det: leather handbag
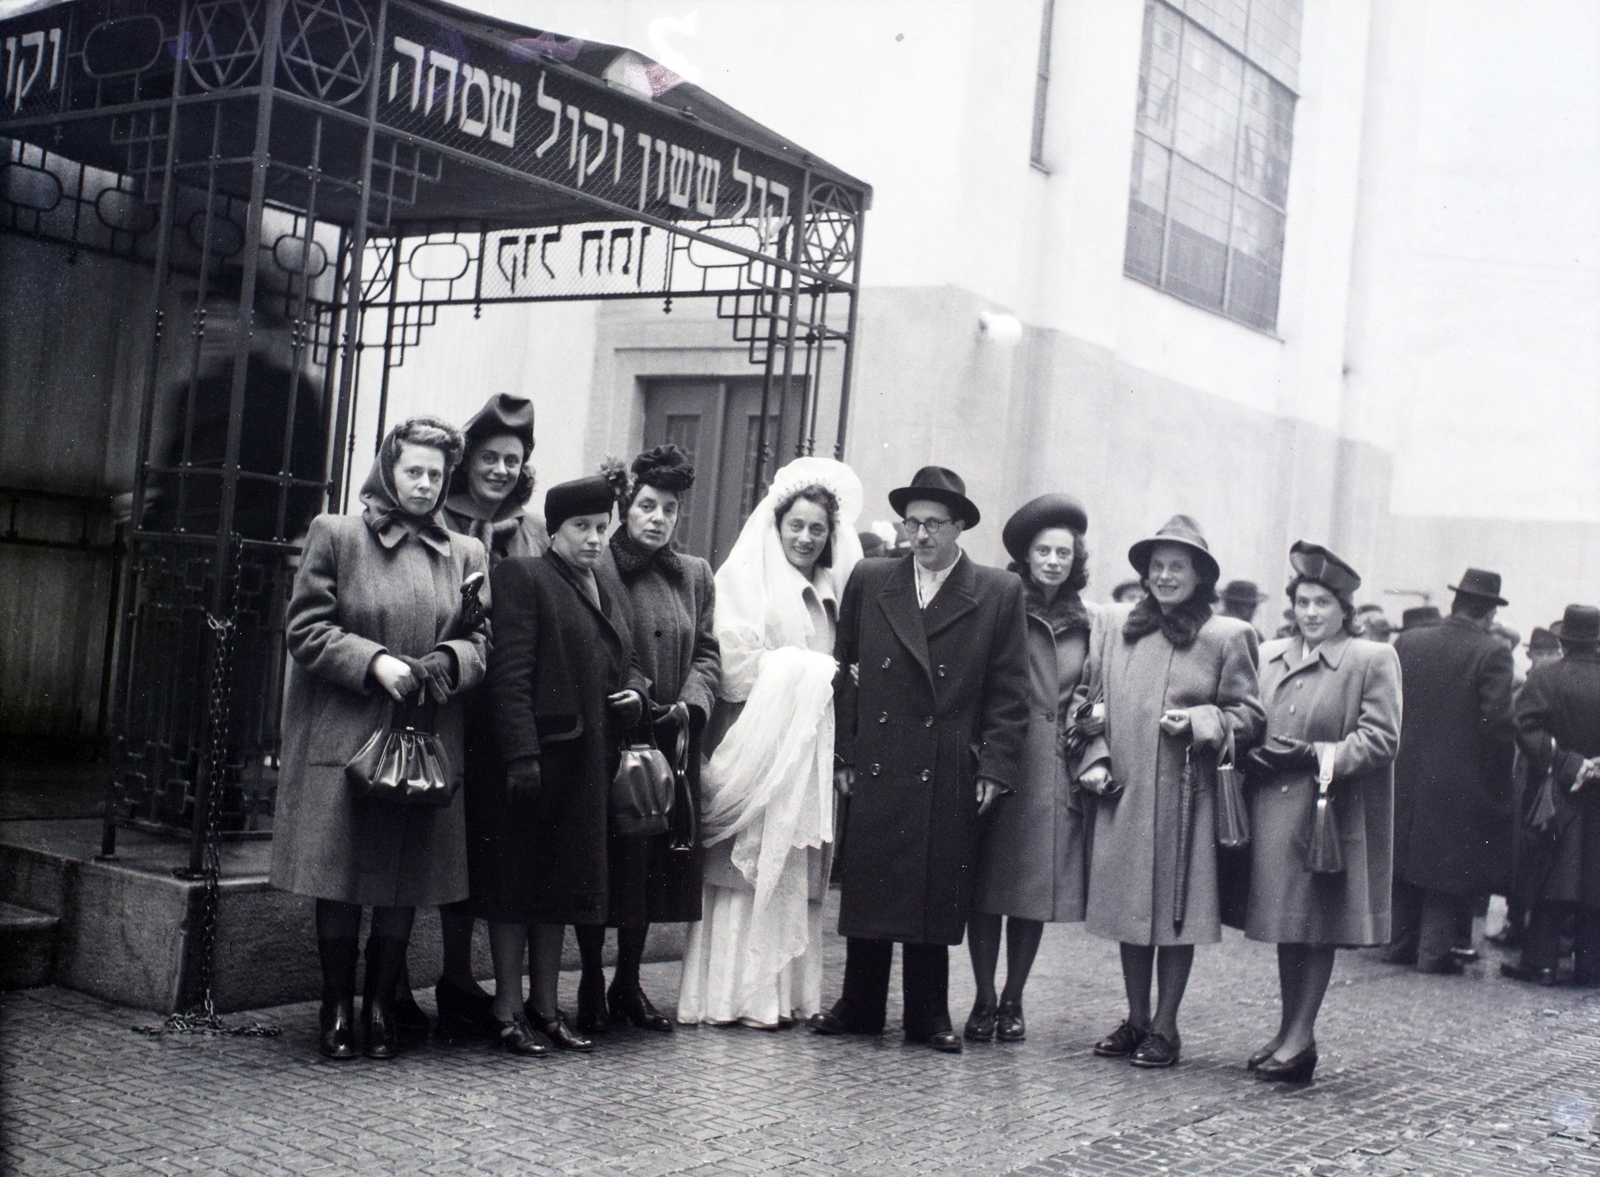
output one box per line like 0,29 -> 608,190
1215,727 -> 1250,849
345,699 -> 456,807
660,715 -> 698,853
1302,742 -> 1344,875
611,723 -> 675,837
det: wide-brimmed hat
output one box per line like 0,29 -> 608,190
1448,567 -> 1507,607
1554,604 -> 1600,644
545,475 -> 617,534
1002,493 -> 1087,564
1288,540 -> 1361,597
888,466 -> 980,529
1401,605 -> 1441,630
1128,514 -> 1219,583
1220,580 -> 1267,607
1528,626 -> 1560,652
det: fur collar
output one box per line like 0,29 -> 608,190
610,527 -> 683,582
1015,568 -> 1091,639
1122,591 -> 1214,650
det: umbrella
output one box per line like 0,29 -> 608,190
1173,745 -> 1197,932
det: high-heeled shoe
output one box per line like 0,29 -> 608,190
1246,1040 -> 1281,1071
435,975 -> 498,1043
964,1002 -> 996,1042
574,973 -> 611,1034
1255,1044 -> 1318,1082
361,936 -> 410,1060
608,981 -> 674,1032
995,1000 -> 1025,1043
525,1004 -> 594,1052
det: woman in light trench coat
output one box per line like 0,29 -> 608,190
1077,515 -> 1264,1069
1244,541 -> 1401,1082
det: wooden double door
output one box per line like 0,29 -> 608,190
642,378 -> 805,569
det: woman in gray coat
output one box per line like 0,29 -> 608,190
967,494 -> 1096,1044
1245,542 -> 1401,1082
575,446 -> 720,1034
271,418 -> 488,1060
1078,515 -> 1264,1069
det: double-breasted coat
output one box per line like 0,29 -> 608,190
1513,649 -> 1600,909
833,553 -> 1030,945
1081,605 -> 1265,946
476,551 -> 649,925
1246,634 -> 1402,946
1392,614 -> 1516,896
972,585 -> 1096,923
603,534 -> 721,924
270,514 -> 489,907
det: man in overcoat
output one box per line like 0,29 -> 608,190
808,467 -> 1029,1053
1503,604 -> 1600,986
1387,569 -> 1516,974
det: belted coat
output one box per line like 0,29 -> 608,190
833,553 -> 1030,945
1392,614 -> 1515,896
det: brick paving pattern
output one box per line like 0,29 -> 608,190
4,899 -> 1598,1175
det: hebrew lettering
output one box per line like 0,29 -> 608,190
459,65 -> 491,137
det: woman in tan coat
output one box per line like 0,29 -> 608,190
1078,515 -> 1264,1069
1244,542 -> 1401,1082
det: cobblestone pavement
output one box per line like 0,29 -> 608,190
4,899 -> 1598,1176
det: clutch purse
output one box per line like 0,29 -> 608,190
346,700 -> 457,807
611,723 -> 676,837
1302,742 -> 1344,875
1215,727 -> 1251,850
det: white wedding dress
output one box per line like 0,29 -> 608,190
676,459 -> 863,1028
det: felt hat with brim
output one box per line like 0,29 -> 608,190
462,393 -> 534,452
1528,626 -> 1560,652
1448,567 -> 1508,607
1220,580 -> 1267,606
1401,605 -> 1441,630
1002,493 -> 1088,564
889,466 -> 981,529
545,475 -> 616,534
1128,514 -> 1219,583
1288,540 -> 1362,597
1554,604 -> 1600,644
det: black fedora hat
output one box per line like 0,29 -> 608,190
888,466 -> 981,529
1401,605 -> 1441,630
1448,568 -> 1507,607
1002,493 -> 1087,564
1288,540 -> 1361,597
1128,514 -> 1219,583
1220,580 -> 1267,606
1555,604 -> 1600,644
1528,626 -> 1560,652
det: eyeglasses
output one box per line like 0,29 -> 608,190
903,517 -> 955,537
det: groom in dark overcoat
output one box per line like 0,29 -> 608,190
809,467 -> 1029,1053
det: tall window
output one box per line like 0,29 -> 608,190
1030,0 -> 1056,168
1124,0 -> 1301,331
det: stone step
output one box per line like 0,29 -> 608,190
0,900 -> 60,990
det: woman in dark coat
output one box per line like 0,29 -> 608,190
1244,542 -> 1401,1082
271,417 -> 487,1060
574,446 -> 721,1033
430,394 -> 550,1041
1078,515 -> 1264,1069
477,474 -> 649,1056
967,495 -> 1097,1044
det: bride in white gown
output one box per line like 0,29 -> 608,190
676,458 -> 863,1028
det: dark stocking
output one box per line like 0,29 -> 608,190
575,924 -> 607,987
967,913 -> 1002,1009
614,925 -> 648,989
999,918 -> 1044,1005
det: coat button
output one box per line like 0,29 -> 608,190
920,769 -> 931,782
924,716 -> 934,727
879,712 -> 888,724
1281,784 -> 1289,793
881,657 -> 892,670
937,664 -> 947,677
871,763 -> 882,776
1289,705 -> 1296,714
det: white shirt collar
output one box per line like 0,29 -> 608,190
914,552 -> 959,609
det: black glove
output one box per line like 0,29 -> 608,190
652,700 -> 691,734
416,649 -> 458,705
1247,735 -> 1319,776
505,756 -> 542,804
608,690 -> 644,728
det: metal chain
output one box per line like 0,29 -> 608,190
136,542 -> 279,1038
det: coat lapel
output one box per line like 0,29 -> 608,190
547,551 -> 627,652
879,557 -> 933,684
923,552 -> 979,640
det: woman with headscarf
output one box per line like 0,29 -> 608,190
1244,542 -> 1401,1082
428,394 -> 549,1042
965,495 -> 1097,1044
475,473 -> 650,1057
676,458 -> 864,1029
571,446 -> 721,1034
271,417 -> 489,1060
1077,515 -> 1264,1069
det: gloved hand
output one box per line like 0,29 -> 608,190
505,756 -> 542,804
652,700 -> 691,736
416,649 -> 457,705
608,689 -> 645,727
1247,735 -> 1319,776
